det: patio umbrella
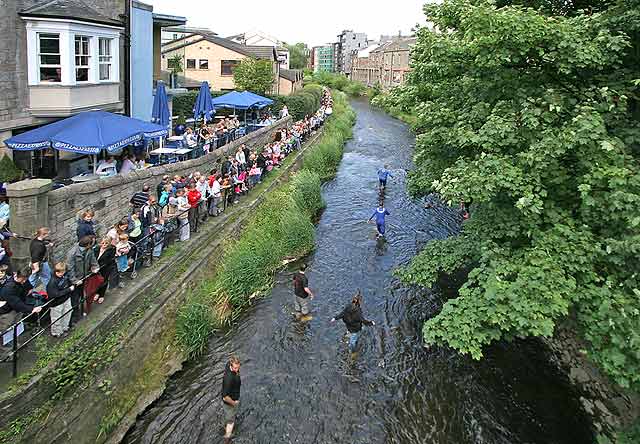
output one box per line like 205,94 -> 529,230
151,81 -> 171,128
4,111 -> 168,172
193,81 -> 215,125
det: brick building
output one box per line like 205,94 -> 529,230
351,36 -> 416,89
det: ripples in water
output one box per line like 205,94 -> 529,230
124,99 -> 594,444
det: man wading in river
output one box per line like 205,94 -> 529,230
222,355 -> 241,443
293,264 -> 314,321
331,290 -> 375,353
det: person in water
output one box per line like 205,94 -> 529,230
222,355 -> 242,444
331,290 -> 375,352
368,203 -> 390,238
377,165 -> 393,190
293,263 -> 314,321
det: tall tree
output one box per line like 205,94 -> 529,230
233,58 -> 275,95
381,0 -> 640,390
286,43 -> 310,70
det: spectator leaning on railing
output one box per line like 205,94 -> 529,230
65,236 -> 99,325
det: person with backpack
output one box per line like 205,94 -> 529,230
46,262 -> 75,337
292,264 -> 314,321
330,290 -> 375,352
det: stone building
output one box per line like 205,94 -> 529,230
161,33 -> 280,94
335,30 -> 368,77
0,0 -> 184,177
351,36 -> 416,90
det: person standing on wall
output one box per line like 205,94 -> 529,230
293,264 -> 314,321
222,355 -> 242,444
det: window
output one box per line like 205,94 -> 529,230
221,60 -> 239,76
198,59 -> 209,70
186,59 -> 196,69
75,35 -> 90,81
173,33 -> 178,40
98,38 -> 112,81
38,33 -> 61,82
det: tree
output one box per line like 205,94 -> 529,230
286,42 -> 310,70
233,58 -> 275,95
386,0 -> 640,391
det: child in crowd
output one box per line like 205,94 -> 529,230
115,233 -> 131,285
249,164 -> 261,187
76,210 -> 96,241
128,212 -> 142,244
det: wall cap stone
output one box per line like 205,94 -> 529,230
6,179 -> 52,198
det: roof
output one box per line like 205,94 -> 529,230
372,37 -> 417,53
279,68 -> 302,82
357,44 -> 380,58
20,0 -> 122,27
152,13 -> 187,28
163,33 -> 277,61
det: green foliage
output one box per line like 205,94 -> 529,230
172,91 -> 226,122
286,42 -> 310,70
309,72 -> 367,97
392,0 -> 640,391
176,91 -> 356,358
167,54 -> 183,74
233,58 -> 275,95
0,155 -> 23,183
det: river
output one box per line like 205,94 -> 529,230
123,99 -> 594,444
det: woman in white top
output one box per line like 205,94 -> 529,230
95,157 -> 118,177
235,146 -> 246,168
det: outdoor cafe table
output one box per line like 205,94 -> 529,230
70,173 -> 101,183
149,147 -> 193,163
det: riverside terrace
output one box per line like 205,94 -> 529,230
0,93 -> 332,386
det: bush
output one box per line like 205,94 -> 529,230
172,91 -> 227,121
0,155 -> 23,183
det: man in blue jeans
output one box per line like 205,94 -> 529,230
331,290 -> 375,352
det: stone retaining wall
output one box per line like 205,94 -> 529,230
7,118 -> 291,264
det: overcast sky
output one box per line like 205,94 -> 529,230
147,0 -> 427,46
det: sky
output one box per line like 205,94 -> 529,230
147,0 -> 427,47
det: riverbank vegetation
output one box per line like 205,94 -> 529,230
176,91 -> 355,358
386,0 -> 640,407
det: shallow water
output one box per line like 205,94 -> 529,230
123,99 -> 594,444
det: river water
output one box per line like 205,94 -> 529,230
124,99 -> 594,444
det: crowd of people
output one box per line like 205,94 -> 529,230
0,89 -> 334,347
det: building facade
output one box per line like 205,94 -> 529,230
278,68 -> 303,96
351,36 -> 416,90
335,30 -> 368,77
0,0 -> 184,177
312,45 -> 335,73
161,26 -> 216,46
161,33 -> 280,94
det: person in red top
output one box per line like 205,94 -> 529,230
186,182 -> 201,233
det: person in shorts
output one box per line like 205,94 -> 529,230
292,264 -> 314,320
222,355 -> 242,444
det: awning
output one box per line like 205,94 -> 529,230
4,111 -> 168,154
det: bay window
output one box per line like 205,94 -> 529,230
38,33 -> 61,82
74,35 -> 90,81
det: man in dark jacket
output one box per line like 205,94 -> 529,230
331,290 -> 375,352
222,355 -> 242,443
0,270 -> 42,337
221,156 -> 234,176
156,175 -> 170,201
66,236 -> 99,325
293,264 -> 313,321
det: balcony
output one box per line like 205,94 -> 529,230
28,83 -> 123,117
